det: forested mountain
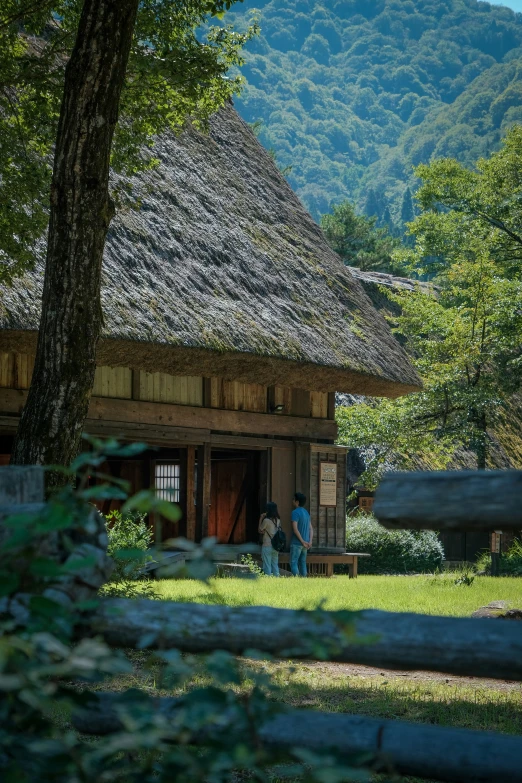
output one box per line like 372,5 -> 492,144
225,0 -> 522,226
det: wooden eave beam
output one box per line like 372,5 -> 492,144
0,389 -> 337,441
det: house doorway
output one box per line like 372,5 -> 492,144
208,449 -> 264,544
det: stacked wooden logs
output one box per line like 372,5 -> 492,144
2,466 -> 522,783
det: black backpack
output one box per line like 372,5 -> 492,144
269,520 -> 286,552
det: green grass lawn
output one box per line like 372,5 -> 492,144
153,573 -> 522,616
106,575 -> 522,783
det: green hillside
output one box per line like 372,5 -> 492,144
226,0 -> 522,225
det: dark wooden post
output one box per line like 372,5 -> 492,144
327,392 -> 336,420
490,530 -> 502,577
291,389 -> 311,417
186,446 -> 196,541
196,443 -> 211,540
295,442 -> 310,508
259,449 -> 269,509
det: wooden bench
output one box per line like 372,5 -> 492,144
278,552 -> 369,578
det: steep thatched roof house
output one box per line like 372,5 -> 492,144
0,104 -> 420,554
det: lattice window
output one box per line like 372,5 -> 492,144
155,462 -> 180,503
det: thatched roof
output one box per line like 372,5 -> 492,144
0,104 -> 420,397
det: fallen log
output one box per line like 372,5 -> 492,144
89,599 -> 522,681
373,470 -> 522,531
73,692 -> 522,783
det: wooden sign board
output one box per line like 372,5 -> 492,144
319,462 -> 337,507
359,496 -> 374,512
491,531 -> 502,554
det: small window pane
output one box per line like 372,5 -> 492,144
155,462 -> 180,503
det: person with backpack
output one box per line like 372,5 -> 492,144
258,501 -> 285,576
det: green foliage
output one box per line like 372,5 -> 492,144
223,0 -> 522,223
412,124 -> 522,279
453,571 -> 475,587
106,510 -> 152,569
240,552 -> 263,574
0,0 -> 257,283
320,200 -> 401,273
337,395 -> 454,489
337,131 -> 522,478
476,538 -> 522,576
102,509 -> 156,598
344,513 -> 444,575
0,439 -> 365,782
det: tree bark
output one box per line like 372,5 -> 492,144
11,0 -> 139,480
88,599 -> 522,681
73,692 -> 522,783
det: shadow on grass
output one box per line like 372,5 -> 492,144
273,675 -> 522,735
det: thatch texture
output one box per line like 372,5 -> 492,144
0,105 -> 420,397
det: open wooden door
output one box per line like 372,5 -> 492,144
208,458 -> 248,543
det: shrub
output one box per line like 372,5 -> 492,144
105,509 -> 153,579
103,509 -> 155,597
476,538 -> 522,576
344,513 -> 444,574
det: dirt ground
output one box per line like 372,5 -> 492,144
302,660 -> 522,692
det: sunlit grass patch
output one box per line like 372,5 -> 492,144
152,574 -> 522,617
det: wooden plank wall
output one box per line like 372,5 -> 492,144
310,391 -> 328,419
310,445 -> 346,551
271,386 -> 329,418
0,353 -> 35,389
93,366 -> 132,399
208,378 -> 266,413
136,372 -> 202,406
0,353 -> 331,419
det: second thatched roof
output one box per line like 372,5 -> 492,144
0,104 -> 420,397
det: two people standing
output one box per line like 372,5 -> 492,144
258,492 -> 313,577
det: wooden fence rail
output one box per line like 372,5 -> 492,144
374,470 -> 522,531
3,465 -> 522,783
73,692 -> 522,783
90,598 -> 522,681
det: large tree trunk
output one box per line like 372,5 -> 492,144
11,0 -> 139,480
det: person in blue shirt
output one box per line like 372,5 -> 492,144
290,492 -> 313,576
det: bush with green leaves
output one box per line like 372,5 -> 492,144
0,437 -> 366,782
344,513 -> 444,575
103,508 -> 156,598
105,508 -> 153,580
476,538 -> 522,576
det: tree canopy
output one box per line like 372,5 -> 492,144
222,0 -> 522,225
0,0 -> 254,283
337,128 -> 522,482
320,200 -> 400,273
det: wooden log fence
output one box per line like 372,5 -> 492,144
90,598 -> 522,681
373,470 -> 522,531
3,465 -> 522,783
73,692 -> 522,783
